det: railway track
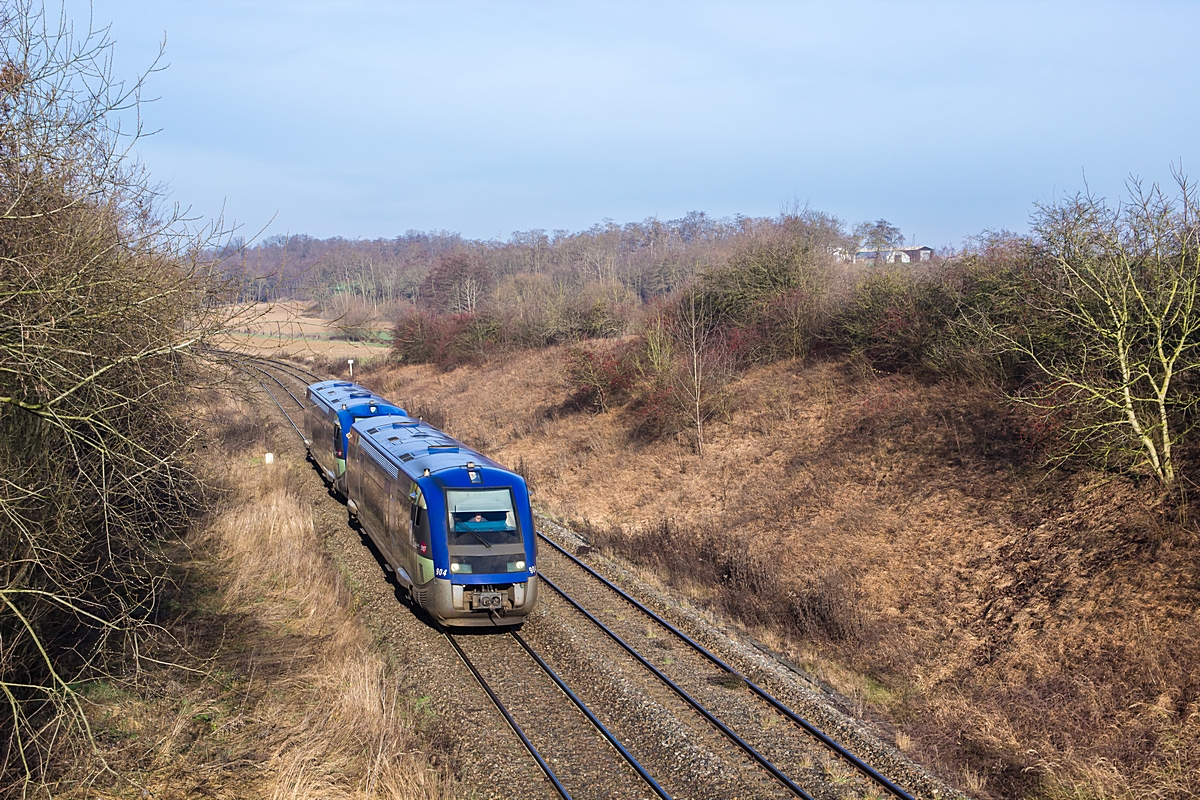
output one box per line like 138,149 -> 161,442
446,629 -> 669,800
234,354 -> 952,800
534,533 -> 920,800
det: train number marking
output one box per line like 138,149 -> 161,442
435,568 -> 448,577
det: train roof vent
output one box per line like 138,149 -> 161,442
428,445 -> 459,453
392,420 -> 419,427
398,453 -> 415,462
387,436 -> 400,442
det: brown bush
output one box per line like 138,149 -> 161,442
585,517 -> 862,646
562,340 -> 638,412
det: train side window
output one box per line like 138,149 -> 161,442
333,423 -> 343,459
361,462 -> 385,533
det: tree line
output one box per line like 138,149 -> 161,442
234,178 -> 1200,491
267,197 -> 1200,495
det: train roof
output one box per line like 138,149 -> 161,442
307,380 -> 393,413
351,413 -> 509,480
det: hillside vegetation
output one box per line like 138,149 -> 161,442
353,342 -> 1198,800
293,175 -> 1200,799
0,9 -> 228,790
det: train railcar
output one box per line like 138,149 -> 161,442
345,413 -> 538,627
303,380 -> 405,495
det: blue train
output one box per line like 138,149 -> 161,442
303,380 -> 538,627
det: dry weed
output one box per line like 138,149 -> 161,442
56,398 -> 459,800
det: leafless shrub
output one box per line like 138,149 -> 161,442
329,294 -> 381,342
0,4 -> 232,790
585,516 -> 862,645
512,455 -> 536,491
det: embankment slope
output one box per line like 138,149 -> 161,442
356,347 -> 1200,800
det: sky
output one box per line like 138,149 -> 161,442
80,0 -> 1200,248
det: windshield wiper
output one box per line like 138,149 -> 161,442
463,527 -> 492,549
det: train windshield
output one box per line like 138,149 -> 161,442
446,488 -> 521,547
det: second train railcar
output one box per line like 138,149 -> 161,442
345,414 -> 538,627
304,380 -> 404,495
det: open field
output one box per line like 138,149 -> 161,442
220,301 -> 393,362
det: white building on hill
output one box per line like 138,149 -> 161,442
855,246 -> 935,264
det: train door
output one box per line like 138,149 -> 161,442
311,410 -> 326,472
317,410 -> 338,478
406,482 -> 418,550
408,483 -> 432,584
383,476 -> 397,566
346,435 -> 359,500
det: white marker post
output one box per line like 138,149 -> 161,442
348,358 -> 354,378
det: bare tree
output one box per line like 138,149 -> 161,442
425,251 -> 493,314
0,2 -> 230,788
670,282 -> 726,455
980,172 -> 1200,487
854,219 -> 905,259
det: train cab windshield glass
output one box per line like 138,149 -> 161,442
446,489 -> 521,547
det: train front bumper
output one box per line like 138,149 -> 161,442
420,576 -> 539,627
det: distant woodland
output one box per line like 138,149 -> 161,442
231,185 -> 1200,490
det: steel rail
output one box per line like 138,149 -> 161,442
199,344 -> 324,384
540,575 -> 816,800
243,361 -> 307,408
509,631 -> 673,800
247,353 -> 323,381
445,633 -> 572,800
235,365 -> 304,439
537,532 -> 917,800
205,346 -> 311,410
246,356 -> 324,391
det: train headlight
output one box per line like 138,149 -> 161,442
450,562 -> 472,574
508,560 -> 526,571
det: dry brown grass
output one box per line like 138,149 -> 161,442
355,346 -> 1200,800
52,397 -> 458,800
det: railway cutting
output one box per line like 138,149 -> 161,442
232,354 -> 967,800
